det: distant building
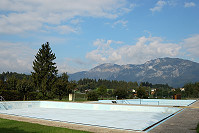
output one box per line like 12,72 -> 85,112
151,89 -> 156,95
173,94 -> 181,99
180,88 -> 185,91
171,88 -> 176,91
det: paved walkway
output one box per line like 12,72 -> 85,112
149,100 -> 199,133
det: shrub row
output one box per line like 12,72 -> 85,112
0,90 -> 38,101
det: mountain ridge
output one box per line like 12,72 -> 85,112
69,57 -> 199,87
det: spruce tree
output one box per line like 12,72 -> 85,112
53,72 -> 69,100
32,42 -> 58,99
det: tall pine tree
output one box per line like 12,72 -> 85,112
32,42 -> 58,99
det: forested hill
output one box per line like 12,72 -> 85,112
0,72 -> 31,81
69,57 -> 199,87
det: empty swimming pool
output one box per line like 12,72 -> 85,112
0,101 -> 182,131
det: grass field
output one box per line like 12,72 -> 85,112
0,118 -> 90,133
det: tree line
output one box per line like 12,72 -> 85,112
79,79 -> 199,100
0,42 -> 198,101
1,71 -> 198,101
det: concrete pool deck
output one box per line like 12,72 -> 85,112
149,100 -> 199,133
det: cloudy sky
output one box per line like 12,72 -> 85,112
0,0 -> 199,74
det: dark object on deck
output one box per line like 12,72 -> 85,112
112,100 -> 117,104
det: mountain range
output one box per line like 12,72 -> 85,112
69,57 -> 199,87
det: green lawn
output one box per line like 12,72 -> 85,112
0,118 -> 90,133
197,123 -> 199,133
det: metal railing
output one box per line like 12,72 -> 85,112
121,100 -> 130,104
0,96 -> 5,101
119,99 -> 160,105
0,96 -> 8,110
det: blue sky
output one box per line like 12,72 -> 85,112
0,0 -> 199,74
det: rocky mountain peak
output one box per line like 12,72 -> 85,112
90,63 -> 121,72
69,57 -> 199,87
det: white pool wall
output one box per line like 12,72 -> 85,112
0,103 -> 6,110
0,101 -> 40,110
40,101 -> 180,113
0,101 -> 180,114
98,99 -> 196,106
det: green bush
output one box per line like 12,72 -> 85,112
137,87 -> 148,98
113,88 -> 128,99
26,92 -> 39,100
74,93 -> 87,101
36,92 -> 47,100
197,122 -> 199,133
0,90 -> 23,101
87,91 -> 98,101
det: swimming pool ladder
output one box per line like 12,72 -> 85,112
121,100 -> 130,104
0,96 -> 8,110
112,99 -> 130,104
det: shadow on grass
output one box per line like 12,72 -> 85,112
0,127 -> 36,133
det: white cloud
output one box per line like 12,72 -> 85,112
70,19 -> 83,25
45,25 -> 78,34
0,12 -> 43,34
57,60 -> 79,74
86,39 -> 123,64
150,0 -> 167,13
184,2 -> 196,8
167,0 -> 177,6
57,58 -> 90,74
86,36 -> 181,65
0,42 -> 36,73
0,0 -> 132,34
183,34 -> 199,58
112,20 -> 128,28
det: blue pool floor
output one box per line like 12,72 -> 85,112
0,107 -> 173,131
